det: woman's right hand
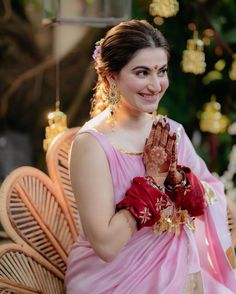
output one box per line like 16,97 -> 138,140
165,140 -> 184,186
143,117 -> 176,186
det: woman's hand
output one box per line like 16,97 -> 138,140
165,140 -> 183,186
165,166 -> 207,217
143,117 -> 176,186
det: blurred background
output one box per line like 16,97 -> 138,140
1,0 -> 236,199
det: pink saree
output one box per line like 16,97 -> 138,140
65,117 -> 236,294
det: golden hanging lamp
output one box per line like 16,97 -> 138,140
229,53 -> 236,81
43,102 -> 68,151
181,31 -> 206,75
43,58 -> 68,151
199,95 -> 229,134
149,0 -> 179,18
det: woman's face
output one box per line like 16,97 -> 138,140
113,47 -> 169,114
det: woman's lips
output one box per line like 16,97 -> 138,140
139,93 -> 159,102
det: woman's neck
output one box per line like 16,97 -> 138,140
114,103 -> 150,130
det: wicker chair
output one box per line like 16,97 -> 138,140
0,127 -> 235,293
0,127 -> 79,293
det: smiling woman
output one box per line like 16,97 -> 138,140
110,47 -> 169,115
65,19 -> 236,293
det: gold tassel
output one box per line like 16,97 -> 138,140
153,207 -> 195,237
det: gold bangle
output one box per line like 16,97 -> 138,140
145,176 -> 165,193
178,170 -> 187,186
165,170 -> 187,190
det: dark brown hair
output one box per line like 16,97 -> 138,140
90,19 -> 169,117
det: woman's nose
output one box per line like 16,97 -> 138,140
147,76 -> 162,93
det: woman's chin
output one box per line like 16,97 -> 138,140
143,103 -> 159,114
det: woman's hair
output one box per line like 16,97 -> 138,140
90,19 -> 169,117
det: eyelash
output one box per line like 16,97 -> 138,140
136,70 -> 148,77
135,68 -> 168,78
158,68 -> 168,76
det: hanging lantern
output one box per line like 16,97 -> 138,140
43,52 -> 68,151
199,95 -> 229,134
229,54 -> 236,81
181,31 -> 206,75
149,0 -> 179,18
43,106 -> 68,151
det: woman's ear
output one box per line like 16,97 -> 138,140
106,73 -> 118,87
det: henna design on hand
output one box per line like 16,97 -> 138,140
166,140 -> 183,186
143,117 -> 176,185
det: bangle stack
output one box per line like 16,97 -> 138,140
165,169 -> 188,191
145,176 -> 165,193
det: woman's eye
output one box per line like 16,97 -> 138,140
158,68 -> 168,77
136,70 -> 149,77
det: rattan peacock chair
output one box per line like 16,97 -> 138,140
0,126 -> 235,293
0,127 -> 79,293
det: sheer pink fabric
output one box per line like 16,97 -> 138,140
65,117 -> 236,294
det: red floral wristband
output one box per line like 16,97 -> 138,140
116,176 -> 171,229
165,166 -> 206,217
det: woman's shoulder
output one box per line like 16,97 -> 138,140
72,110 -> 113,158
71,130 -> 101,157
80,109 -> 109,132
72,110 -> 107,140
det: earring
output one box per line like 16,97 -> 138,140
107,82 -> 120,128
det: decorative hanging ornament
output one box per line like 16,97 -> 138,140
181,31 -> 206,75
229,53 -> 236,81
43,103 -> 68,151
199,95 -> 229,134
149,0 -> 179,18
43,56 -> 68,151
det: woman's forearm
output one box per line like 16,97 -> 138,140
86,209 -> 137,262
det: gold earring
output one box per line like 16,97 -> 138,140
107,82 -> 120,128
109,82 -> 120,106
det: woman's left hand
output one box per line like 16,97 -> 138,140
143,117 -> 176,186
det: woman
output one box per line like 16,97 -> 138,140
65,20 -> 236,293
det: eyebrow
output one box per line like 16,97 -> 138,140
132,64 -> 168,71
